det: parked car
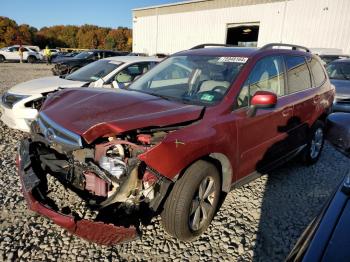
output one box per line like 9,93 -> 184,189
16,43 -> 334,245
326,59 -> 350,112
127,52 -> 148,56
287,112 -> 350,262
52,50 -> 129,75
311,48 -> 349,65
51,52 -> 79,64
39,48 -> 59,58
0,56 -> 161,132
0,45 -> 41,63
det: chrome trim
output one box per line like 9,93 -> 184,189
38,112 -> 82,149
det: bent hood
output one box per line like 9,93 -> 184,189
9,76 -> 87,96
41,88 -> 204,144
331,79 -> 350,98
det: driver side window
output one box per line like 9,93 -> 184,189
237,56 -> 285,108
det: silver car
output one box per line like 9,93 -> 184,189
326,59 -> 350,112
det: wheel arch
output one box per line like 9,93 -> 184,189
175,152 -> 233,193
207,153 -> 233,193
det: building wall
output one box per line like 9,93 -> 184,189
133,0 -> 350,55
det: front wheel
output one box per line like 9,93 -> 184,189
0,55 -> 5,63
161,160 -> 221,241
27,56 -> 36,63
301,120 -> 325,165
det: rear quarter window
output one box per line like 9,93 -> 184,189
285,55 -> 312,94
308,58 -> 327,87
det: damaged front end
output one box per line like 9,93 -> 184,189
17,115 -> 172,245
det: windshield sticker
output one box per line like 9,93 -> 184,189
218,57 -> 248,63
90,76 -> 99,81
201,93 -> 215,102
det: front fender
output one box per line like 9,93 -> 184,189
139,124 -> 235,191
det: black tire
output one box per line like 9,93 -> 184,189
0,55 -> 5,63
300,120 -> 325,165
161,160 -> 221,241
69,67 -> 80,73
27,56 -> 36,63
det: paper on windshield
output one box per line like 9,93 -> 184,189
218,57 -> 248,63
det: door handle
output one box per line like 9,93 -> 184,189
282,107 -> 293,117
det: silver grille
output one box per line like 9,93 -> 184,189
38,112 -> 82,149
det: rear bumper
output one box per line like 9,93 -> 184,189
17,139 -> 138,245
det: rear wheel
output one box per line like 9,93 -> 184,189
27,56 -> 36,63
0,55 -> 5,63
301,120 -> 325,165
161,160 -> 221,241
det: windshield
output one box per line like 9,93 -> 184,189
128,55 -> 246,105
74,51 -> 94,59
65,60 -> 121,82
327,62 -> 350,80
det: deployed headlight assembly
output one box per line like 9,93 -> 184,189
1,93 -> 29,109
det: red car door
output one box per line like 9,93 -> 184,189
283,55 -> 318,148
234,55 -> 295,180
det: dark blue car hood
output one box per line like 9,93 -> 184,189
331,79 -> 350,97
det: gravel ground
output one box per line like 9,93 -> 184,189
0,63 -> 348,261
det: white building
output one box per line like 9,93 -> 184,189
132,0 -> 350,55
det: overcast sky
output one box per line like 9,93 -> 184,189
1,0 -> 180,29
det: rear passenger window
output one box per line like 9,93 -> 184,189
285,56 -> 311,93
236,56 -> 285,108
308,58 -> 326,87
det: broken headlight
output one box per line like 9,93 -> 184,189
1,92 -> 29,109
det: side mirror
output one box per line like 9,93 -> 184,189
112,80 -> 120,89
247,91 -> 277,117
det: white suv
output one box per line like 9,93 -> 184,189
0,56 -> 162,132
0,45 -> 41,63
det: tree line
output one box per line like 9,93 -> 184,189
0,16 -> 132,51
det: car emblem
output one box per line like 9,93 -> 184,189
45,128 -> 56,142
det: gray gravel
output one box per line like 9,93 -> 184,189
0,63 -> 349,261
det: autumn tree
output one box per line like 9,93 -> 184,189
0,16 -> 132,51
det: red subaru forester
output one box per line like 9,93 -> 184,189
17,43 -> 334,245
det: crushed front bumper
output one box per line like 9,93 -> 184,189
17,139 -> 138,245
52,64 -> 69,76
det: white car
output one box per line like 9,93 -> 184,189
0,56 -> 162,132
39,48 -> 60,57
0,45 -> 41,63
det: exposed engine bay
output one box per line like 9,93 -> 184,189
26,123 -> 172,235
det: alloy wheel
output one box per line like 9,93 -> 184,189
189,176 -> 216,231
310,127 -> 323,159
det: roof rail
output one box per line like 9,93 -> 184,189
190,43 -> 234,50
260,43 -> 310,53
